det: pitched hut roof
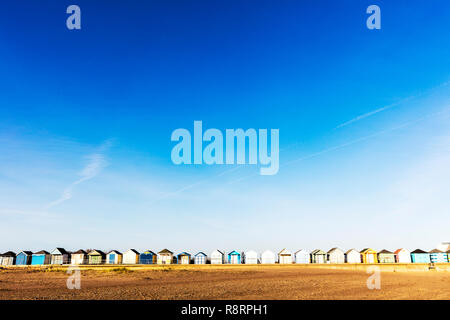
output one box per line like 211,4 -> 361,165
73,249 -> 87,255
33,250 -> 49,255
107,250 -> 122,255
19,251 -> 33,256
52,248 -> 69,255
411,249 -> 428,254
195,252 -> 207,256
88,250 -> 105,255
327,247 -> 343,254
429,249 -> 443,253
378,249 -> 393,254
125,249 -> 140,255
177,252 -> 191,257
2,251 -> 16,257
311,249 -> 326,255
278,248 -> 291,255
141,250 -> 156,255
158,249 -> 173,254
345,249 -> 358,254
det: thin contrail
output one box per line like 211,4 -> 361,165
335,80 -> 449,129
45,139 -> 113,209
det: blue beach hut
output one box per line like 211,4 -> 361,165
411,249 -> 431,263
177,252 -> 191,264
16,251 -> 32,265
429,249 -> 449,263
228,250 -> 241,264
194,252 -> 207,264
139,250 -> 157,264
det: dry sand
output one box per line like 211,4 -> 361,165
0,264 -> 449,300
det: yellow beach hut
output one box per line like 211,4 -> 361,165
360,248 -> 378,263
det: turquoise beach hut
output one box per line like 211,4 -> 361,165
411,249 -> 430,263
228,251 -> 241,264
31,250 -> 51,265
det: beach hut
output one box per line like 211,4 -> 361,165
410,249 -> 430,263
311,249 -> 327,264
278,249 -> 293,264
429,249 -> 449,263
394,248 -> 411,263
210,250 -> 225,264
31,250 -> 51,265
139,250 -> 157,264
244,250 -> 258,264
228,251 -> 241,264
123,249 -> 140,264
345,249 -> 361,263
106,250 -> 123,264
194,252 -> 207,264
448,250 -> 450,262
71,250 -> 88,265
88,250 -> 106,264
157,249 -> 174,264
378,249 -> 396,263
177,252 -> 191,264
327,248 -> 345,264
16,251 -> 32,265
261,250 -> 276,264
50,248 -> 70,265
360,248 -> 378,263
1,252 -> 16,266
294,249 -> 310,264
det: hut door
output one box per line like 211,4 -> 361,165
231,255 -> 238,264
368,254 -> 374,263
109,254 -> 115,264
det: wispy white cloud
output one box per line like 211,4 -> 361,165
45,140 -> 113,209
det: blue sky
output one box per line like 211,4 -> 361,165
0,1 -> 449,254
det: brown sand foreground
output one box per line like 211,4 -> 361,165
0,264 -> 449,300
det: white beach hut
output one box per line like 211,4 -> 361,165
294,249 -> 310,264
261,250 -> 276,264
123,249 -> 140,264
327,247 -> 345,264
345,249 -> 361,263
210,249 -> 225,264
394,248 -> 411,263
278,249 -> 293,264
244,250 -> 258,264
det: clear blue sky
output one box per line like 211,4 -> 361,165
0,1 -> 449,254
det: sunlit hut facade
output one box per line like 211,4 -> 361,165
261,250 -> 276,264
429,249 -> 449,263
31,250 -> 51,265
71,249 -> 88,265
394,248 -> 411,263
106,250 -> 123,264
88,250 -> 106,264
244,250 -> 258,264
194,252 -> 207,264
210,250 -> 225,264
378,249 -> 396,263
294,249 -> 310,264
278,249 -> 293,264
177,252 -> 191,264
157,249 -> 174,264
345,249 -> 361,263
50,248 -> 70,265
1,251 -> 16,266
411,249 -> 430,263
360,248 -> 378,263
311,249 -> 327,264
327,248 -> 345,264
228,251 -> 242,264
139,250 -> 157,264
123,249 -> 140,264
